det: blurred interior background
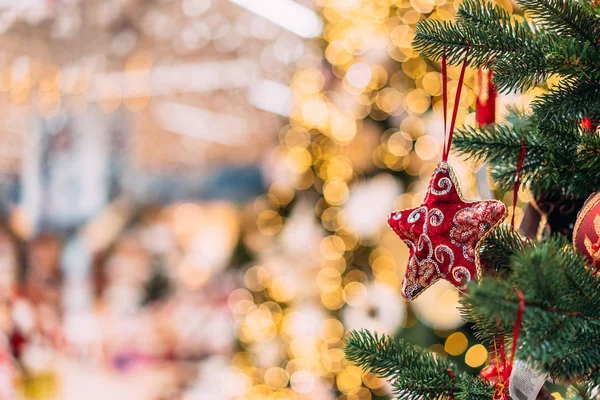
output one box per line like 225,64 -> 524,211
0,0 -> 534,399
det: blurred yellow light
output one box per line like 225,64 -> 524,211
387,131 -> 413,157
320,235 -> 346,260
291,68 -> 325,95
286,147 -> 312,174
370,255 -> 396,274
374,270 -> 400,289
402,57 -> 427,79
295,170 -> 316,190
331,113 -> 358,143
242,307 -> 277,343
229,297 -> 254,317
257,210 -> 284,236
301,95 -> 330,127
261,302 -> 283,324
264,367 -> 289,390
290,337 -> 319,359
401,9 -> 422,24
268,183 -> 296,207
323,179 -> 350,206
422,71 -> 442,96
283,128 -> 311,148
411,0 -> 435,13
321,287 -> 345,310
390,25 -> 413,49
320,318 -> 345,343
444,332 -> 469,356
245,266 -> 271,292
401,115 -> 426,139
268,276 -> 298,303
325,40 -> 354,66
362,372 -> 385,390
326,156 -> 354,181
415,136 -> 440,160
322,256 -> 347,273
321,207 -> 347,232
322,348 -> 346,373
290,370 -> 315,394
376,88 -> 403,114
337,366 -> 362,395
317,267 -> 342,292
405,89 -> 431,115
465,344 -> 489,368
343,281 -> 368,307
346,63 -> 372,89
337,229 -> 359,251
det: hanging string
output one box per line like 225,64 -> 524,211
442,48 -> 448,146
510,290 -> 525,366
491,289 -> 526,400
441,45 -> 470,162
511,138 -> 527,229
446,368 -> 455,399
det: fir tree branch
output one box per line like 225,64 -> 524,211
344,330 -> 407,379
456,376 -> 495,400
479,224 -> 530,276
344,330 -> 493,400
462,238 -> 600,382
413,13 -> 539,69
454,120 -> 545,166
518,0 -> 600,45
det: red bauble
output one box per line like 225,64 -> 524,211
573,191 -> 600,269
580,117 -> 598,132
388,162 -> 507,300
476,68 -> 497,126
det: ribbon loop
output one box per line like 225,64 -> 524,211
441,46 -> 470,162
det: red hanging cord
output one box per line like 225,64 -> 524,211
510,290 -> 525,366
447,368 -> 455,399
441,46 -> 470,162
442,48 -> 448,147
492,289 -> 526,399
511,138 -> 527,229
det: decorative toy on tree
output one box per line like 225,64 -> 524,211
388,51 -> 506,300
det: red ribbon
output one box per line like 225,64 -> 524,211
441,46 -> 470,162
492,289 -> 526,399
511,138 -> 527,229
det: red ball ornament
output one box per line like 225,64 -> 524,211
388,162 -> 507,300
573,191 -> 600,269
580,117 -> 597,132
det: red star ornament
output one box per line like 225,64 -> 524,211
388,162 -> 507,300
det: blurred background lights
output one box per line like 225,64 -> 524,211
0,0 -> 537,398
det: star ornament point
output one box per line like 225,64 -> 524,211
388,162 -> 507,300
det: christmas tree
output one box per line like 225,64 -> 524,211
345,0 -> 600,398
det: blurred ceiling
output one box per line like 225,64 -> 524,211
0,0 -> 324,171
